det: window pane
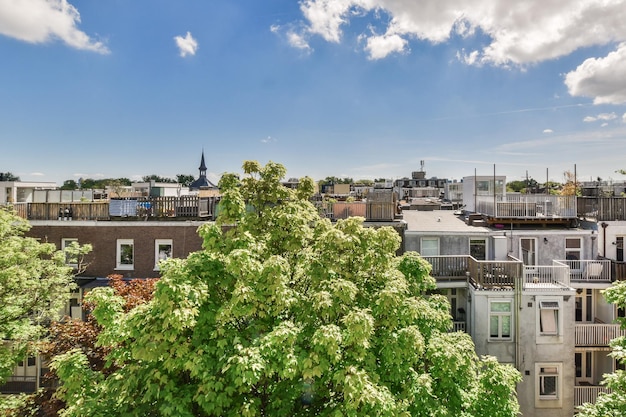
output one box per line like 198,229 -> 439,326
540,309 -> 558,334
120,244 -> 133,265
490,316 -> 499,337
158,244 -> 172,260
540,376 -> 557,396
566,238 -> 581,249
491,302 -> 511,312
421,239 -> 438,256
501,316 -> 511,337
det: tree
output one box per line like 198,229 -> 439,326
51,161 -> 520,417
60,180 -> 78,190
561,170 -> 580,196
0,172 -> 20,181
578,281 -> 626,416
5,275 -> 158,417
0,207 -> 91,384
176,174 -> 196,187
142,175 -> 177,183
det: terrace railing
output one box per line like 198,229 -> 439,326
523,261 -> 570,289
575,323 -> 626,346
575,386 -> 612,408
475,194 -> 577,219
555,259 -> 612,283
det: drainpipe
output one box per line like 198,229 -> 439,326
601,222 -> 608,258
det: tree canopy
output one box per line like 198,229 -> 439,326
578,281 -> 626,416
51,161 -> 520,417
0,208 -> 90,384
0,172 -> 20,182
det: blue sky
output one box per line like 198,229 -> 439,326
2,0 -> 626,186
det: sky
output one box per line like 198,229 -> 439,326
2,0 -> 626,187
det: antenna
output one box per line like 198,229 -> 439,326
420,160 -> 425,171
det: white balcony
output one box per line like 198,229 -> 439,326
556,259 -> 612,283
475,194 -> 576,219
523,262 -> 570,290
575,385 -> 612,408
575,323 -> 626,346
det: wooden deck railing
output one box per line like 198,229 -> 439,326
0,376 -> 37,394
423,255 -> 523,289
422,256 -> 470,279
575,385 -> 612,407
578,196 -> 626,221
575,323 -> 626,346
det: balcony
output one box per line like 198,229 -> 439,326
575,385 -> 612,408
422,255 -> 470,280
424,255 -> 523,289
523,262 -> 570,290
475,194 -> 576,220
556,259 -> 612,284
0,376 -> 37,394
575,323 -> 626,346
452,321 -> 466,332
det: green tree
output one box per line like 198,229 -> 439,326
60,180 -> 78,190
0,172 -> 20,181
142,175 -> 177,183
52,161 -> 520,417
0,208 -> 91,384
176,174 -> 196,187
578,281 -> 626,416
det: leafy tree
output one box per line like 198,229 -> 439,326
51,161 -> 520,417
77,178 -> 132,190
0,207 -> 91,384
142,175 -> 177,183
176,174 -> 196,187
5,275 -> 157,417
0,172 -> 20,181
578,281 -> 626,417
60,180 -> 78,190
561,170 -> 580,196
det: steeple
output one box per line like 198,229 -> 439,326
189,149 -> 217,191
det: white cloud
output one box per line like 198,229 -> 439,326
565,43 -> 626,104
543,129 -> 553,134
0,0 -> 109,53
623,113 -> 626,123
261,136 -> 277,144
174,31 -> 198,57
287,30 -> 312,52
583,112 -> 618,122
291,0 -> 626,103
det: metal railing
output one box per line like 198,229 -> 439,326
523,262 -> 570,289
555,259 -> 612,283
475,194 -> 577,219
0,376 -> 37,394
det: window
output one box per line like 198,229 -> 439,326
566,238 -> 582,271
420,238 -> 439,256
520,238 -> 537,266
489,300 -> 512,340
470,239 -> 486,260
61,238 -> 79,267
539,300 -> 559,335
617,237 -> 624,262
575,351 -> 593,383
154,239 -> 173,270
116,239 -> 134,270
539,366 -> 559,399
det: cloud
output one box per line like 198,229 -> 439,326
623,113 -> 626,123
261,136 -> 277,144
287,30 -> 312,52
543,129 -> 553,134
174,31 -> 198,57
0,0 -> 109,53
290,1 -> 626,101
564,43 -> 626,104
30,172 -> 45,176
583,112 -> 618,122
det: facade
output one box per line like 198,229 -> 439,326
402,195 -> 621,416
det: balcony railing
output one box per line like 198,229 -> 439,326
575,323 -> 626,346
555,259 -> 612,283
0,376 -> 37,394
475,194 -> 576,219
523,262 -> 570,289
424,255 -> 523,289
575,385 -> 612,408
452,321 -> 466,332
422,256 -> 470,279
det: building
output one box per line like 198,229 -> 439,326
402,186 -> 622,416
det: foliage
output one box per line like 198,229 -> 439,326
51,161 -> 520,417
59,180 -> 78,190
142,175 -> 177,183
0,207 -> 86,384
176,174 -> 196,187
75,178 -> 132,189
578,280 -> 626,416
318,176 -> 354,186
0,172 -> 20,182
5,275 -> 157,417
560,170 -> 580,196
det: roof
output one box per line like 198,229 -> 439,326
402,210 -> 491,233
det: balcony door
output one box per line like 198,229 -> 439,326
575,289 -> 593,323
520,238 -> 537,266
575,351 -> 593,385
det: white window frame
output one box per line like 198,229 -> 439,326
420,237 -> 439,256
536,298 -> 563,343
489,299 -> 513,341
566,237 -> 583,271
535,362 -> 562,408
154,239 -> 173,271
116,239 -> 134,270
61,238 -> 79,267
